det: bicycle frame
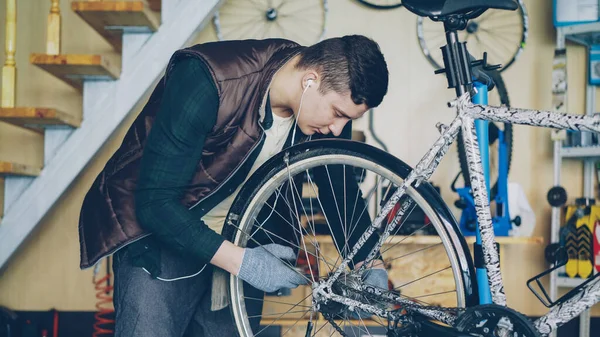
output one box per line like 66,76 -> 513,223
459,81 -> 512,305
315,92 -> 600,335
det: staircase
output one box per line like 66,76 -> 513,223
0,0 -> 223,270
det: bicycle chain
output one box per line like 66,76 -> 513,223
339,283 -> 466,316
338,282 -> 464,317
316,282 -> 465,336
323,313 -> 348,337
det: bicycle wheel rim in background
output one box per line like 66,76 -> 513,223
355,0 -> 402,10
213,0 -> 328,45
416,0 -> 528,73
224,141 -> 477,337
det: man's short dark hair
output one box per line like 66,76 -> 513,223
295,35 -> 389,108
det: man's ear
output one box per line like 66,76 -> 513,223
302,72 -> 319,90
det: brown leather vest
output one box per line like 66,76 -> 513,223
78,39 -> 301,269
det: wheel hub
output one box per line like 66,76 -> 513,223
312,272 -> 370,316
466,21 -> 479,34
265,8 -> 278,21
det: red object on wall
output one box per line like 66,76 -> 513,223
297,248 -> 319,280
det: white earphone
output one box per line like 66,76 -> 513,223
305,79 -> 314,90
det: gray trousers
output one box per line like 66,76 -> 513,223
112,246 -> 241,337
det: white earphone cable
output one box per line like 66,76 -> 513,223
291,80 -> 312,147
143,264 -> 207,282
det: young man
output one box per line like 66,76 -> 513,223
78,35 -> 389,336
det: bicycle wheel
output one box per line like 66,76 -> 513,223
457,69 -> 513,200
355,0 -> 402,10
213,0 -> 328,45
416,0 -> 528,73
223,140 -> 478,336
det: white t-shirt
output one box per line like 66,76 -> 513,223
201,111 -> 295,234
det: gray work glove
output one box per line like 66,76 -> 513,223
348,268 -> 389,319
238,243 -> 309,293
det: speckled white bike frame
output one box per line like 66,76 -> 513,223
314,91 -> 600,336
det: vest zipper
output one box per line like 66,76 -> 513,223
189,76 -> 275,212
188,124 -> 266,211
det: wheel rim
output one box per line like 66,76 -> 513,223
229,154 -> 469,336
416,1 -> 528,73
355,0 -> 403,10
213,0 -> 328,45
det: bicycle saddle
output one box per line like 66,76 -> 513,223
403,0 -> 518,18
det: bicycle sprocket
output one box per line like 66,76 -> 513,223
455,304 -> 540,337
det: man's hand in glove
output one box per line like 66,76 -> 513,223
237,243 -> 309,293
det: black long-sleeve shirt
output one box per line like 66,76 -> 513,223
134,58 -> 224,268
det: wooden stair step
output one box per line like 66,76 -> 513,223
72,1 -> 160,52
0,162 -> 41,177
146,0 -> 161,12
0,107 -> 81,131
30,54 -> 120,91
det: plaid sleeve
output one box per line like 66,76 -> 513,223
135,57 -> 225,264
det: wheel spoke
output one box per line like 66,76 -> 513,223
379,220 -> 432,257
268,181 -> 338,272
344,174 -> 382,248
394,265 -> 452,290
252,293 -> 314,336
227,151 -> 471,334
244,296 -> 312,308
284,163 -> 317,283
412,289 -> 457,299
215,0 -> 325,43
418,6 -> 525,72
249,216 -> 339,273
384,242 -> 443,264
229,221 -> 314,283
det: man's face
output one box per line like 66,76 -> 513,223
295,86 -> 369,137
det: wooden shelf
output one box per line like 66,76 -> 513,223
30,53 -> 120,91
0,107 -> 81,131
0,161 -> 41,177
301,215 -> 542,245
464,236 -> 544,245
311,234 -> 543,246
72,1 -> 160,52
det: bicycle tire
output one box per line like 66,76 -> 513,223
222,139 -> 478,336
457,69 -> 513,200
355,0 -> 403,10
